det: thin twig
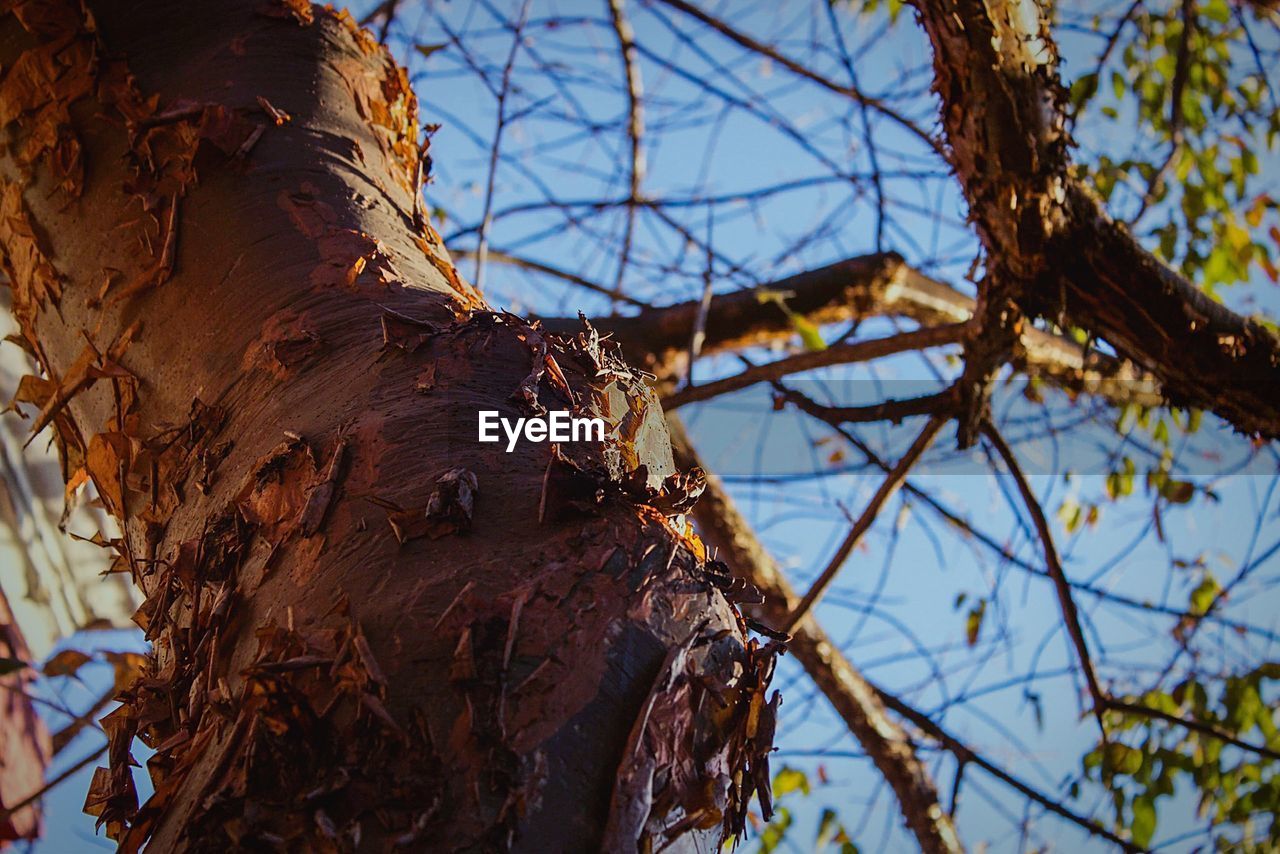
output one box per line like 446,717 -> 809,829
474,0 -> 534,293
0,744 -> 107,824
982,419 -> 1107,738
51,686 -> 115,755
664,325 -> 966,409
607,0 -> 646,305
876,686 -> 1147,853
783,413 -> 948,633
454,248 -> 652,309
824,0 -> 886,250
682,209 -> 715,390
651,0 -> 942,157
1106,698 -> 1280,762
1131,0 -> 1194,224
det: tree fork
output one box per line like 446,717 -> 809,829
908,0 -> 1280,439
0,1 -> 778,850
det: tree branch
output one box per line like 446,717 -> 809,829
649,0 -> 942,157
662,325 -> 966,409
783,413 -> 948,633
606,0 -> 646,303
981,420 -> 1107,736
874,687 -> 1146,853
535,252 -> 1162,411
907,0 -> 1280,438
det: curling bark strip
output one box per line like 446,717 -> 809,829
0,1 -> 779,850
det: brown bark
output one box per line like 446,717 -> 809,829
544,252 -> 1163,412
908,0 -> 1280,439
0,1 -> 777,851
0,587 -> 51,844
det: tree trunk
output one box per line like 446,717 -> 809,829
0,1 -> 776,850
0,586 -> 51,844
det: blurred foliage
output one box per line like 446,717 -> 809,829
1067,0 -> 1280,293
1082,664 -> 1280,850
751,766 -> 860,853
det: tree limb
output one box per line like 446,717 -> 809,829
662,325 -> 967,410
907,0 -> 1280,438
536,252 -> 1162,411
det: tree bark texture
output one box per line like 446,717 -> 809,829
0,1 -> 778,851
909,0 -> 1280,439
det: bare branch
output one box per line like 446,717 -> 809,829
0,745 -> 105,827
1106,698 -> 1280,763
783,414 -> 948,634
606,0 -> 646,303
981,420 -> 1107,736
453,248 -> 652,308
668,417 -> 964,854
474,0 -> 534,293
538,253 -> 1162,412
662,325 -> 966,410
874,687 -> 1146,853
651,0 -> 942,157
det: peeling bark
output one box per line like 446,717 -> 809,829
0,2 -> 778,850
908,0 -> 1280,439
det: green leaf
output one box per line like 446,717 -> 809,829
1070,72 -> 1099,108
760,806 -> 792,853
754,288 -> 796,309
1189,573 -> 1221,616
771,766 -> 811,798
1131,795 -> 1157,848
1104,742 -> 1144,776
414,43 -> 448,59
965,599 -> 987,647
816,808 -> 842,849
792,315 -> 827,352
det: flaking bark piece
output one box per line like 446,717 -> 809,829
424,468 -> 477,539
507,314 -> 576,415
601,626 -> 702,851
380,309 -> 439,353
701,560 -> 765,606
646,467 -> 706,516
269,330 -> 322,370
298,434 -> 348,537
387,468 -> 478,543
256,0 -> 314,24
255,96 -> 291,126
237,434 -> 317,544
